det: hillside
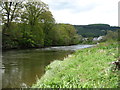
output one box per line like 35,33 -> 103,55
74,24 -> 120,37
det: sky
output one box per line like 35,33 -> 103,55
43,0 -> 119,26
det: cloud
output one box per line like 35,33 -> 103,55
43,0 -> 119,26
44,0 -> 98,12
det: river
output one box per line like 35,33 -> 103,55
2,45 -> 94,88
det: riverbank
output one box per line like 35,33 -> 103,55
32,40 -> 119,88
2,44 -> 95,52
2,44 -> 95,88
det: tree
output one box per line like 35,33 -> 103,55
1,1 -> 23,33
41,11 -> 55,46
102,30 -> 118,41
1,0 -> 80,49
21,1 -> 55,47
1,1 -> 24,49
51,24 -> 79,46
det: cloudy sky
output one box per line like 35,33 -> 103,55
43,0 -> 119,26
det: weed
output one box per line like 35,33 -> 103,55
32,41 -> 119,88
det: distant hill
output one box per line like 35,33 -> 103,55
74,24 -> 120,37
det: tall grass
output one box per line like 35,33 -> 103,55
32,40 -> 119,88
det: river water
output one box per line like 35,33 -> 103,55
2,45 -> 94,88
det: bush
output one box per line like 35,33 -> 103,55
102,30 -> 118,41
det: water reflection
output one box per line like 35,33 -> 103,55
2,45 -> 94,88
2,49 -> 71,88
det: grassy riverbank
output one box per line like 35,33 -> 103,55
32,40 -> 119,88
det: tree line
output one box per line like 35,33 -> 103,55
74,24 -> 119,37
1,0 -> 80,49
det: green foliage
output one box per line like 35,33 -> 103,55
102,30 -> 118,42
74,24 -> 119,37
2,1 -> 80,49
32,41 -> 119,88
79,29 -> 119,44
1,1 -> 120,49
2,23 -> 22,49
82,37 -> 94,44
41,11 -> 55,46
51,24 -> 79,46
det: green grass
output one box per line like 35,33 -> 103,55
32,40 -> 119,88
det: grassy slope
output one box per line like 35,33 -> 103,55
32,41 -> 119,88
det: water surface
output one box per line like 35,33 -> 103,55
2,45 -> 94,88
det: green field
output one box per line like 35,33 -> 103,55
32,40 -> 119,88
